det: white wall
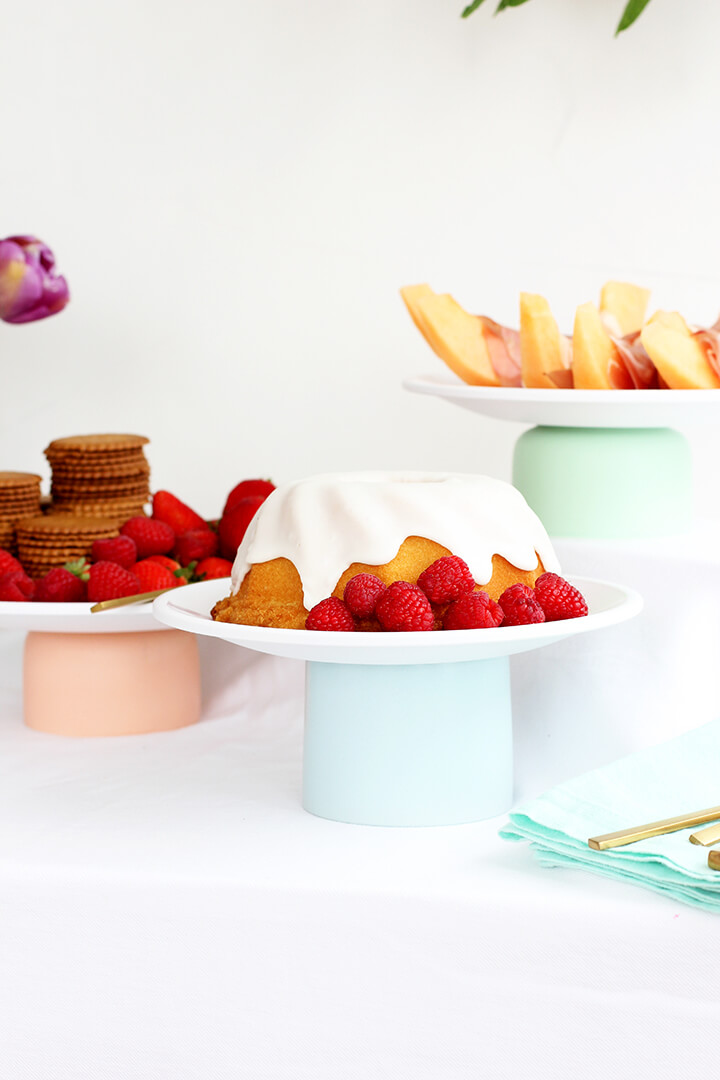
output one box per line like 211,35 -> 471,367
2,0 -> 719,519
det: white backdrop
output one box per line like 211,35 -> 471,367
2,0 -> 719,520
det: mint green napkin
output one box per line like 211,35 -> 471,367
500,719 -> 720,912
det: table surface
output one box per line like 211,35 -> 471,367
2,525 -> 720,1078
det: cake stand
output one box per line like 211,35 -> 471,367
403,376 -> 720,539
154,577 -> 642,828
0,598 -> 201,737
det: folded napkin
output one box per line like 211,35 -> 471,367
500,718 -> 720,912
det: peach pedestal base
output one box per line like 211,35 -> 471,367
23,629 -> 201,737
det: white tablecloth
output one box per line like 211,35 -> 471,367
1,527 -> 720,1078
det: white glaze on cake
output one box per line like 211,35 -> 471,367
230,472 -> 560,611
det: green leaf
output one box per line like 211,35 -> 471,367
495,0 -> 533,10
461,0 -> 488,17
616,0 -> 653,34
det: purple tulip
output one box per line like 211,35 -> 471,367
0,235 -> 70,324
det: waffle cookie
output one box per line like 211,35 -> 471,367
44,433 -> 151,521
16,514 -> 119,579
0,472 -> 43,553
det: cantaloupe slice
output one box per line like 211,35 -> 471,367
399,285 -> 500,387
572,302 -> 614,390
640,311 -> 720,389
399,284 -> 436,340
519,293 -> 565,389
599,281 -> 650,336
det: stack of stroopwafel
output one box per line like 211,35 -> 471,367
44,434 -> 151,522
0,472 -> 42,553
15,515 -> 120,579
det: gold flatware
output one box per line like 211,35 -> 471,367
90,587 -> 173,613
588,804 -> 720,851
708,851 -> 720,872
689,821 -> 720,847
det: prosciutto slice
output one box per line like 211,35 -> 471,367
546,368 -> 575,389
693,317 -> 720,381
478,317 -> 522,387
608,331 -> 658,390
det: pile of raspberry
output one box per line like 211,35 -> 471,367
305,556 -> 588,632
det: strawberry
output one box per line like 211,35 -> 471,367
0,570 -> 35,602
375,581 -> 434,632
0,549 -> 22,577
35,566 -> 87,603
146,555 -> 181,571
91,535 -> 137,569
306,596 -> 355,631
533,573 -> 588,621
152,490 -> 206,536
223,479 -> 275,517
87,562 -> 142,603
417,556 -> 475,605
218,495 -> 265,560
120,516 -> 175,559
131,559 -> 180,593
174,528 -> 218,565
194,557 -> 233,580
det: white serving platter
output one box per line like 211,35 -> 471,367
0,597 -> 166,633
403,374 -> 720,429
153,577 -> 642,666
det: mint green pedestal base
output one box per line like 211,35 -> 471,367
512,426 -> 692,539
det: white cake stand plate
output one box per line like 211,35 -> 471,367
0,598 -> 201,737
403,376 -> 720,538
154,578 -> 641,827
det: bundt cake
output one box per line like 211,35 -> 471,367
211,472 -> 560,630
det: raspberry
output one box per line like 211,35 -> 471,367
174,528 -> 218,565
120,516 -> 175,559
443,591 -> 503,630
131,559 -> 181,593
0,549 -> 22,577
91,535 -> 138,569
417,556 -> 475,604
533,572 -> 589,622
0,570 -> 35,602
35,566 -> 87,603
375,581 -> 434,632
343,573 -> 386,618
306,596 -> 356,631
87,561 -> 142,603
498,583 -> 545,626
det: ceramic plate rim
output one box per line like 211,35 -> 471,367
153,576 -> 643,661
0,597 -> 165,632
404,374 -> 720,406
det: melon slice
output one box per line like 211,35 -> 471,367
399,285 -> 500,387
599,281 -> 650,336
519,293 -> 564,389
640,311 -> 720,389
572,302 -> 614,389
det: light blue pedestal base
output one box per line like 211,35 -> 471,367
303,657 -> 513,827
513,425 -> 693,539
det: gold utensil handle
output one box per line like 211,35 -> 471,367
588,804 -> 720,850
689,821 -> 720,847
708,850 -> 720,872
90,587 -> 173,613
